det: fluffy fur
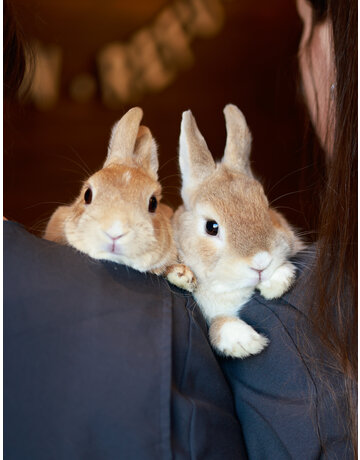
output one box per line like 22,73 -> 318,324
44,107 -> 178,274
172,104 -> 304,358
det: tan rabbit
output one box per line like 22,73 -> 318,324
44,106 -> 180,275
172,104 -> 304,358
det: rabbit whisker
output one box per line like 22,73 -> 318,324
158,157 -> 177,171
51,152 -> 93,178
160,173 -> 181,182
25,201 -> 69,210
66,145 -> 94,177
270,187 -> 314,206
267,163 -> 316,195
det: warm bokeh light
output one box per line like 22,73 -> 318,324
5,0 -> 309,237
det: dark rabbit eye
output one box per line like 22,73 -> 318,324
148,196 -> 157,213
84,188 -> 92,204
206,220 -> 219,236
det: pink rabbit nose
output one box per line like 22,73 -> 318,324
251,252 -> 272,270
251,268 -> 264,274
250,267 -> 265,281
104,222 -> 127,242
250,267 -> 266,283
250,252 -> 272,281
105,232 -> 124,241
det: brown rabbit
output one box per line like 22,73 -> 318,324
44,107 -> 179,275
171,104 -> 304,358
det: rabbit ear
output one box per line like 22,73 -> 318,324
133,125 -> 159,180
179,110 -> 216,201
222,104 -> 253,176
104,107 -> 143,167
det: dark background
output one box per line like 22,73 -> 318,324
4,0 -> 315,237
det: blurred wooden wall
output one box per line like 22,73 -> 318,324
4,0 -> 310,236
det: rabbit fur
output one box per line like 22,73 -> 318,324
172,104 -> 304,358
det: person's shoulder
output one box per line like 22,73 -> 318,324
4,219 -> 167,283
217,246 -> 352,459
4,220 -> 188,323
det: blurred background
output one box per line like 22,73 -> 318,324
4,0 -> 316,237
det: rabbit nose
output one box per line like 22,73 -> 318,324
250,267 -> 266,281
250,251 -> 272,272
104,222 -> 126,241
250,266 -> 267,282
104,231 -> 125,242
250,268 -> 264,274
105,233 -> 124,241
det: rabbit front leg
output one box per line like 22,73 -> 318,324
209,315 -> 269,359
257,261 -> 296,299
165,263 -> 197,292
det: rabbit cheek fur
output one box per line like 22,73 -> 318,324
173,104 -> 304,358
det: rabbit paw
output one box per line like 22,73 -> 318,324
209,317 -> 269,359
258,262 -> 296,299
166,264 -> 197,292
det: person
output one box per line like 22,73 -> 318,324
217,0 -> 357,458
4,1 -> 357,460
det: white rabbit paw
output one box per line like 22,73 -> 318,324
258,262 -> 296,299
209,318 -> 269,359
166,264 -> 197,292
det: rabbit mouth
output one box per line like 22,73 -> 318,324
98,242 -> 124,257
101,231 -> 130,255
109,244 -> 123,255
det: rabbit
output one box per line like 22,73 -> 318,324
171,104 -> 305,358
44,106 -> 184,276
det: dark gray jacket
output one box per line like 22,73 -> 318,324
4,221 -> 352,459
219,248 -> 353,459
4,221 -> 246,459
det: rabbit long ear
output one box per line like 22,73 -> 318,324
133,125 -> 159,180
179,110 -> 215,202
222,104 -> 253,176
104,107 -> 143,167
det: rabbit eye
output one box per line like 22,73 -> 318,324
148,196 -> 157,213
84,188 -> 92,204
206,220 -> 219,236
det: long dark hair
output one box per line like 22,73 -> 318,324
3,0 -> 27,99
304,0 -> 357,455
